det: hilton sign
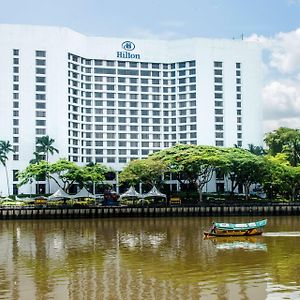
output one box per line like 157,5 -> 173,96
117,41 -> 141,59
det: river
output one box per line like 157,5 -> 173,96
0,216 -> 299,299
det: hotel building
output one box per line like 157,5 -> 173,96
0,24 -> 263,196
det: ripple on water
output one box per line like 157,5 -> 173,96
266,283 -> 300,300
264,231 -> 300,237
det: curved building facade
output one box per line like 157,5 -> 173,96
0,24 -> 263,195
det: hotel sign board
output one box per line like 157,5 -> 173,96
117,41 -> 141,59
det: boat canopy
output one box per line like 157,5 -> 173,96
214,219 -> 267,230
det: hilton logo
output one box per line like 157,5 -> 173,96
122,41 -> 135,51
117,41 -> 141,59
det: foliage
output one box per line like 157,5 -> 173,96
19,159 -> 111,193
14,126 -> 300,201
247,144 -> 265,156
152,144 -> 229,202
81,163 -> 112,188
264,127 -> 300,166
34,135 -> 59,193
0,140 -> 15,195
35,135 -> 59,161
18,160 -> 49,186
222,148 -> 268,199
119,157 -> 168,187
262,154 -> 300,201
29,151 -> 44,164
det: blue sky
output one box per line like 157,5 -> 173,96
1,0 -> 300,132
1,0 -> 300,39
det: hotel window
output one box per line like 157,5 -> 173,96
36,59 -> 46,66
141,62 -> 148,68
129,62 -> 138,68
118,61 -> 126,67
214,61 -> 222,68
36,50 -> 46,57
236,62 -> 242,146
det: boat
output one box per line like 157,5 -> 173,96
203,219 -> 267,238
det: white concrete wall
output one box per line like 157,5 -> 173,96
0,24 -> 262,195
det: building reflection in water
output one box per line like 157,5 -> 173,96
2,217 -> 300,299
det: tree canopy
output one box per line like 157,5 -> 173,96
264,127 -> 300,166
119,157 -> 168,187
18,159 -> 111,193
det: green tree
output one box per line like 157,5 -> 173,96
29,151 -> 44,164
18,160 -> 48,189
247,144 -> 265,156
119,157 -> 168,187
0,140 -> 15,195
35,135 -> 59,192
47,159 -> 84,192
264,127 -> 300,166
263,154 -> 300,201
153,144 -> 229,202
81,162 -> 112,192
19,159 -> 112,193
36,135 -> 59,161
223,148 -> 267,200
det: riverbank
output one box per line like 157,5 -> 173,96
1,202 -> 300,219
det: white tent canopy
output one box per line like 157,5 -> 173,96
119,186 -> 142,199
142,186 -> 166,199
73,187 -> 96,199
48,188 -> 72,200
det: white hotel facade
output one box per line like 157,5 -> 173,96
0,24 -> 263,196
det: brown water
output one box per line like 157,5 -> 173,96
0,216 -> 299,300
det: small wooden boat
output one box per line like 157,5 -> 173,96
203,219 -> 267,238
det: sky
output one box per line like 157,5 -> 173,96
1,0 -> 300,134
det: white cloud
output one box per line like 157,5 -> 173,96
247,29 -> 300,133
263,81 -> 300,120
264,117 -> 300,134
247,29 -> 300,75
268,29 -> 300,74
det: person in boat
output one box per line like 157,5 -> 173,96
210,222 -> 216,234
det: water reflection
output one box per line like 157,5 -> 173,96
207,236 -> 268,251
0,217 -> 299,299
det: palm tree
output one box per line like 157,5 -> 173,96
248,144 -> 265,156
29,151 -> 44,164
36,136 -> 59,162
35,136 -> 59,193
29,151 -> 46,194
0,140 -> 15,195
